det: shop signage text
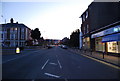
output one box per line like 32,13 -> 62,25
91,25 -> 120,38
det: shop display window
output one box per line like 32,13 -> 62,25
83,37 -> 90,49
95,37 -> 105,52
107,41 -> 120,53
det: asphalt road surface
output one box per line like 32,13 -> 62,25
2,46 -> 120,81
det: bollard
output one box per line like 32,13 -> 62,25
16,47 -> 20,54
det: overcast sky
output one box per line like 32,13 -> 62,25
1,0 -> 93,40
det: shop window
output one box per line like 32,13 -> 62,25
118,42 -> 120,53
83,37 -> 90,49
95,37 -> 105,52
107,41 -> 119,53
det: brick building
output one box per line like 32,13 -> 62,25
80,2 -> 120,56
0,18 -> 32,47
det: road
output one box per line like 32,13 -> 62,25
2,46 -> 120,81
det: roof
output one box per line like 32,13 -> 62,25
1,23 -> 31,30
80,2 -> 93,18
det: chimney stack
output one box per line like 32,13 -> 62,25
10,18 -> 14,23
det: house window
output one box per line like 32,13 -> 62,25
14,28 -> 17,31
10,28 -> 14,32
83,15 -> 85,22
10,34 -> 14,39
1,34 -> 3,38
21,28 -> 25,32
3,28 -> 6,31
10,28 -> 13,31
15,34 -> 17,39
84,27 -> 86,34
87,25 -> 89,33
4,33 -> 7,39
86,11 -> 88,18
21,34 -> 25,39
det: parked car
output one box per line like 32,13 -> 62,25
61,45 -> 68,49
47,45 -> 52,49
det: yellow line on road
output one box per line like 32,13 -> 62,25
81,54 -> 120,70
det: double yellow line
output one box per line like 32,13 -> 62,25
81,54 -> 120,70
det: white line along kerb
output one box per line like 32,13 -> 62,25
41,59 -> 49,70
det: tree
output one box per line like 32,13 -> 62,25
38,37 -> 44,46
61,37 -> 70,46
31,28 -> 41,41
61,29 -> 80,48
69,29 -> 80,47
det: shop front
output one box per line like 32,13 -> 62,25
102,33 -> 120,53
91,24 -> 120,56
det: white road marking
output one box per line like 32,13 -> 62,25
57,60 -> 62,69
49,62 -> 57,65
41,59 -> 49,70
2,50 -> 41,64
56,54 -> 62,69
44,73 -> 60,78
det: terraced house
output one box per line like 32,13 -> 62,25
0,18 -> 32,47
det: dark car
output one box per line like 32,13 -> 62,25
62,45 -> 68,49
47,45 -> 53,49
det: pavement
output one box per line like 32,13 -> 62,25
68,48 -> 120,68
2,46 -> 120,81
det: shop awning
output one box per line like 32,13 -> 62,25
102,33 -> 120,43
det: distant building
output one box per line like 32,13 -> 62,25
80,2 -> 120,56
0,18 -> 32,47
44,39 -> 60,45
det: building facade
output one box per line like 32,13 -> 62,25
80,2 -> 120,56
0,18 -> 32,47
91,21 -> 120,56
